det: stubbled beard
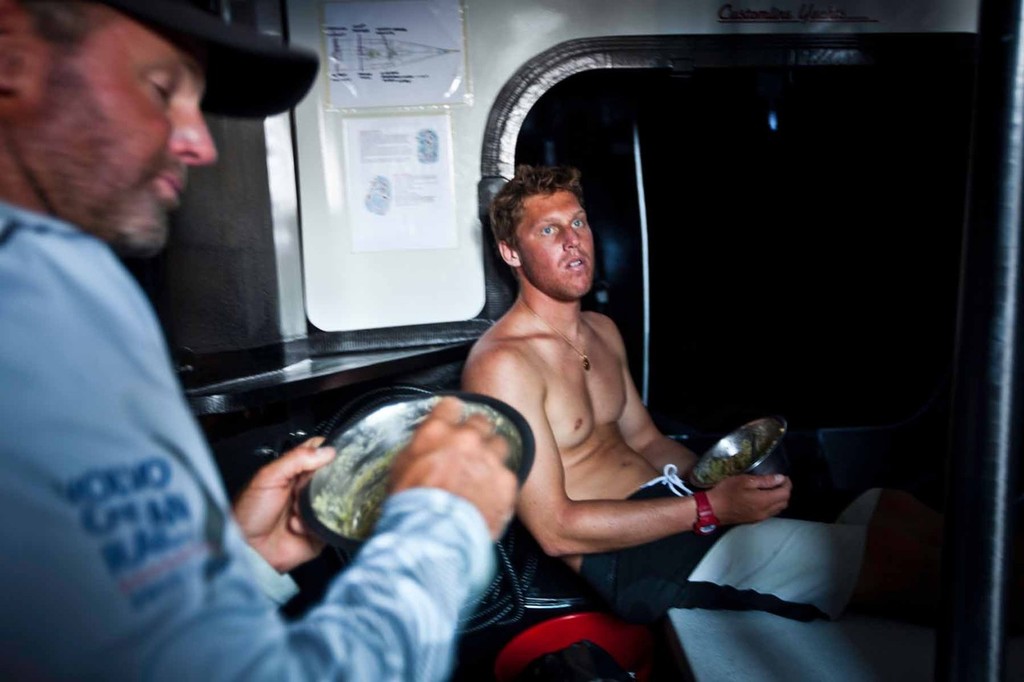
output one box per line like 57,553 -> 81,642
106,211 -> 170,257
26,52 -> 171,255
520,257 -> 593,302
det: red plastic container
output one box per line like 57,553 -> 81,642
492,611 -> 655,682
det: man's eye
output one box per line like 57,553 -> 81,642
572,218 -> 584,228
147,70 -> 179,105
147,80 -> 172,105
541,226 -> 555,235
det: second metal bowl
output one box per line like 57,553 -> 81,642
688,415 -> 788,489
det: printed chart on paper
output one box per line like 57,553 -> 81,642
322,0 -> 467,109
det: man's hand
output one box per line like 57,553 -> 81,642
707,473 -> 792,526
389,397 -> 518,540
233,438 -> 336,573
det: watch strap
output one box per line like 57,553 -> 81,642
692,491 -> 719,535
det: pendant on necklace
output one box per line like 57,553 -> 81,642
518,298 -> 592,372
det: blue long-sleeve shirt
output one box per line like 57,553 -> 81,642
0,202 -> 494,680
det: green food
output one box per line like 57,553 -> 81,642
308,397 -> 528,544
311,456 -> 393,540
691,438 -> 756,486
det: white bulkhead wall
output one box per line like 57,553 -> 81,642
285,0 -> 978,333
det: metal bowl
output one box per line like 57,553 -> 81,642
688,416 -> 788,489
299,390 -> 534,552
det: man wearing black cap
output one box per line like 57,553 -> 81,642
0,1 -> 517,679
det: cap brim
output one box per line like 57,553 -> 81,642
99,0 -> 319,118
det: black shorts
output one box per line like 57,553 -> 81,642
578,484 -> 828,624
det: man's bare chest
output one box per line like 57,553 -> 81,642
544,368 -> 626,452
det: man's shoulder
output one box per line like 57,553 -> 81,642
464,315 -> 545,382
582,311 -> 627,350
582,310 -> 617,331
466,325 -> 532,371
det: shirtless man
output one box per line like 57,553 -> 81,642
462,164 -> 950,625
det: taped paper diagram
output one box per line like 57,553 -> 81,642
322,0 -> 467,109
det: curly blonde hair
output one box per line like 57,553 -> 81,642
488,165 -> 584,246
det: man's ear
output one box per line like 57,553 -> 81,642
0,2 -> 48,116
498,241 -> 521,268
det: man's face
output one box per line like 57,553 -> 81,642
7,5 -> 217,256
503,189 -> 595,302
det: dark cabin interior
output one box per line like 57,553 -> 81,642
453,35 -> 980,679
123,29 -> 1000,681
512,40 -> 975,507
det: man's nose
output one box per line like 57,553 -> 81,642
562,228 -> 580,249
169,110 -> 219,167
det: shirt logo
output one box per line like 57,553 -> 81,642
66,457 -> 206,606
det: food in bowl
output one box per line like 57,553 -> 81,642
688,416 -> 787,488
310,452 -> 394,541
300,391 -> 534,550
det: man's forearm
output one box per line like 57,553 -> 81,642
526,494 -> 700,558
638,435 -> 699,474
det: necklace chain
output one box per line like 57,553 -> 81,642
519,298 -> 591,371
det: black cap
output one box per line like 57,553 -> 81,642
96,0 -> 319,117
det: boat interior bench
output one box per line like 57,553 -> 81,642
664,609 -> 1024,681
658,413 -> 1022,681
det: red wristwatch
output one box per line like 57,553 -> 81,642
692,491 -> 719,536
